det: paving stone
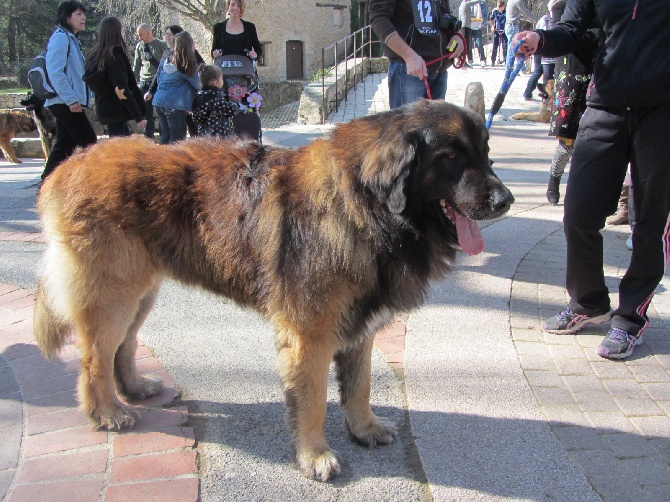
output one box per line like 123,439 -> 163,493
603,378 -> 645,397
0,469 -> 15,501
533,386 -> 575,407
600,432 -> 657,459
553,425 -> 607,451
542,405 -> 590,426
128,406 -> 189,433
514,340 -> 550,356
584,411 -> 638,434
614,396 -> 664,417
510,326 -> 544,342
628,363 -> 670,383
26,407 -> 90,436
0,365 -> 19,397
573,391 -> 620,413
0,396 -> 22,429
9,479 -> 104,501
620,455 -> 670,487
104,477 -> 199,502
563,375 -> 606,394
642,484 -> 670,501
630,416 -> 670,438
554,358 -> 594,376
525,369 -> 564,388
21,372 -> 78,400
113,427 -> 195,456
0,425 -> 21,470
589,475 -> 646,501
18,448 -> 108,483
517,353 -> 552,371
591,361 -> 634,379
642,383 -> 670,401
24,426 -> 108,458
548,344 -> 587,359
110,450 -> 197,483
569,449 -> 621,476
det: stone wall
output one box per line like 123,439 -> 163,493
298,56 -> 387,125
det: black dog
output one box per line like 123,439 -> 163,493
20,93 -> 56,159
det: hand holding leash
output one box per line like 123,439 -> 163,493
512,31 -> 541,60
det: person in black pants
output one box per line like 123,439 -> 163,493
515,0 -> 670,360
42,0 -> 97,180
133,24 -> 167,139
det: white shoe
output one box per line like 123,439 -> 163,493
626,234 -> 633,250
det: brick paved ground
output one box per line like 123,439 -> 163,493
511,225 -> 670,500
0,232 -> 199,502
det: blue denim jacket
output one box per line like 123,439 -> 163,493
45,28 -> 92,108
152,60 -> 200,112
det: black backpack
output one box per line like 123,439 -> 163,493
28,32 -> 71,101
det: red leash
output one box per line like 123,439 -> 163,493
423,32 -> 468,100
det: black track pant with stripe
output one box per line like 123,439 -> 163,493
563,104 -> 670,336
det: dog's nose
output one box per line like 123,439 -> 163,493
490,185 -> 515,214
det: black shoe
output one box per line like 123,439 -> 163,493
546,175 -> 560,205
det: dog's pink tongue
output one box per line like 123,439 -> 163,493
449,207 -> 485,256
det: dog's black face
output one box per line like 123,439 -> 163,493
20,93 -> 43,112
358,100 -> 513,256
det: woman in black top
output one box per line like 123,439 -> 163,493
84,16 -> 146,136
211,0 -> 262,60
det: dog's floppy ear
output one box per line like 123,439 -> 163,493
359,129 -> 418,214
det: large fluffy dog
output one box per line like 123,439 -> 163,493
35,100 -> 514,481
20,93 -> 57,158
0,109 -> 36,163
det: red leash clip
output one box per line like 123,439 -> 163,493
423,32 -> 468,100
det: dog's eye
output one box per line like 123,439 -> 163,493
447,153 -> 457,160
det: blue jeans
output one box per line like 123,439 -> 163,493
388,61 -> 448,109
156,106 -> 187,144
524,55 -> 543,98
504,23 -> 520,60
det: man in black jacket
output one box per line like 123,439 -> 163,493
514,0 -> 670,359
370,0 -> 465,108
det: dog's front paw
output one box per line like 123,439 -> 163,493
296,447 -> 341,481
347,415 -> 397,446
92,404 -> 141,431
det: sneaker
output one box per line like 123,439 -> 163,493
543,307 -> 612,334
626,234 -> 633,250
597,327 -> 642,359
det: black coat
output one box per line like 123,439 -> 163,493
84,46 -> 146,125
537,0 -> 670,109
211,19 -> 262,58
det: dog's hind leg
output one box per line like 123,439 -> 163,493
275,323 -> 341,481
334,336 -> 397,446
114,279 -> 164,402
76,285 -> 152,431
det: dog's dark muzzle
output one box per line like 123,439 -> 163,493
489,183 -> 514,216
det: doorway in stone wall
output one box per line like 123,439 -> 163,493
286,40 -> 304,80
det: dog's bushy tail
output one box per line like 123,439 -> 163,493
33,246 -> 74,359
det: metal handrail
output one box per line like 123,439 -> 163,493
320,25 -> 380,124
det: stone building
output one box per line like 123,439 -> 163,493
171,0 -> 352,83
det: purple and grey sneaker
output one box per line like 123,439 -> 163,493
597,327 -> 642,359
543,307 -> 612,335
